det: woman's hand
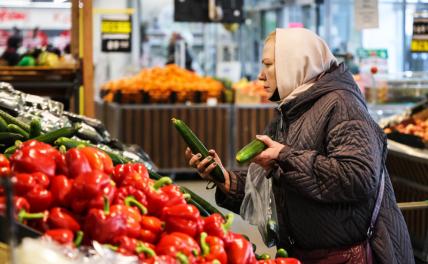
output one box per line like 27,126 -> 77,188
251,135 -> 285,170
184,148 -> 230,192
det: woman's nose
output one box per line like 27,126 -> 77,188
258,71 -> 266,81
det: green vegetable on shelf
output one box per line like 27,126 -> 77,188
0,109 -> 30,132
8,124 -> 29,139
29,119 -> 42,138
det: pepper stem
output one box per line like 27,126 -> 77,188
183,193 -> 191,201
73,231 -> 84,247
200,232 -> 210,256
222,213 -> 234,234
153,177 -> 172,190
59,145 -> 67,154
276,248 -> 288,258
104,244 -> 118,251
103,196 -> 110,214
212,260 -> 221,264
176,252 -> 189,264
136,242 -> 156,257
17,209 -> 46,223
124,196 -> 147,215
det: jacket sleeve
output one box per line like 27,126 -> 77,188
276,119 -> 384,203
215,170 -> 246,214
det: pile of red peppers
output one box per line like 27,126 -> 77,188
0,140 -> 301,264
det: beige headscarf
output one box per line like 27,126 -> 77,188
275,28 -> 337,104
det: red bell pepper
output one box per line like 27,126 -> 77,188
71,182 -> 116,214
257,260 -> 275,264
111,236 -> 140,255
155,232 -> 201,259
86,183 -> 117,211
0,196 -> 30,216
139,215 -> 164,244
226,233 -> 257,264
13,172 -> 49,196
199,232 -> 227,264
139,255 -> 176,264
72,170 -> 111,199
65,148 -> 92,179
45,229 -> 74,245
162,203 -> 203,238
80,146 -> 114,175
136,241 -> 157,260
113,163 -> 149,186
0,154 -> 10,177
44,229 -> 84,247
274,259 -> 301,264
85,197 -> 142,243
114,185 -> 147,208
55,150 -> 69,176
10,140 -> 60,177
162,184 -> 190,208
48,207 -> 81,232
50,175 -> 73,207
142,177 -> 174,216
25,186 -> 52,212
204,213 -> 234,242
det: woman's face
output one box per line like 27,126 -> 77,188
258,39 -> 277,98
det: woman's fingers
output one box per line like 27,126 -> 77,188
189,152 -> 202,167
256,135 -> 274,147
201,161 -> 218,178
197,156 -> 213,172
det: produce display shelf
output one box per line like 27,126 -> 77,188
387,140 -> 428,262
0,66 -> 81,112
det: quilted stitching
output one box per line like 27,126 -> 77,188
215,64 -> 414,264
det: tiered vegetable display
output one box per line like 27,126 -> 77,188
0,142 -> 300,264
0,103 -> 301,263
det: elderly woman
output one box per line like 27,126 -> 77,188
185,28 -> 413,263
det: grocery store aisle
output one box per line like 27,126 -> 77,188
178,179 -> 277,256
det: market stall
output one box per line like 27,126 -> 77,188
0,83 -> 300,263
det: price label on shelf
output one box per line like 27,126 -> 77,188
101,14 -> 132,53
411,16 -> 428,53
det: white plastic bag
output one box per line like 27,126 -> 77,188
239,163 -> 279,247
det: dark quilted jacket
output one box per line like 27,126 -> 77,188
216,63 -> 414,263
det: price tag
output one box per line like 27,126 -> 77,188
411,16 -> 428,52
101,15 -> 132,53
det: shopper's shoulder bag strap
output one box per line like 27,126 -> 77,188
367,170 -> 385,239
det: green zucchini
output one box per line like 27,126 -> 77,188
171,118 -> 225,183
34,126 -> 78,144
0,116 -> 7,132
0,110 -> 30,132
8,124 -> 29,139
236,139 -> 267,164
4,126 -> 78,155
0,132 -> 24,145
29,119 -> 42,138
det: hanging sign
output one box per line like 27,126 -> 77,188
411,16 -> 428,52
354,0 -> 379,30
101,14 -> 132,53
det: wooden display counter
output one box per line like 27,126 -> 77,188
95,101 -> 276,173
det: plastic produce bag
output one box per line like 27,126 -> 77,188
239,163 -> 279,247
